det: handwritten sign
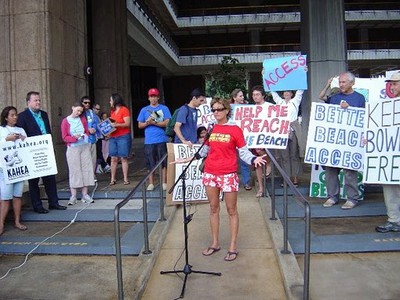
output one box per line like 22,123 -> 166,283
230,104 -> 290,149
309,164 -> 364,199
97,118 -> 116,136
197,100 -> 215,128
0,134 -> 58,184
262,55 -> 307,92
304,103 -> 365,170
166,143 -> 208,205
364,97 -> 400,184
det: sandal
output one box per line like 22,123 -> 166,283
244,184 -> 252,191
123,181 -> 130,185
224,251 -> 239,261
14,224 -> 28,231
202,247 -> 221,256
256,191 -> 264,198
109,180 -> 117,185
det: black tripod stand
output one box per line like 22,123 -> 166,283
160,141 -> 221,299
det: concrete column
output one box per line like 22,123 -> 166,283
91,0 -> 130,106
0,0 -> 88,178
300,0 -> 347,145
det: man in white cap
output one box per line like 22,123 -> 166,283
376,71 -> 400,233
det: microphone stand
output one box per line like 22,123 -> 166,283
160,128 -> 221,299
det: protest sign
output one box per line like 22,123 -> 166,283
304,103 -> 365,171
0,134 -> 58,184
309,164 -> 364,199
166,143 -> 208,205
262,55 -> 307,92
97,118 -> 116,136
363,97 -> 400,184
197,99 -> 215,128
230,103 -> 290,149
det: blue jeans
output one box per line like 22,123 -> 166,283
240,159 -> 251,185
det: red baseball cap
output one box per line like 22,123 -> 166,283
148,88 -> 160,96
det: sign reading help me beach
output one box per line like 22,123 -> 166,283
230,104 -> 290,149
304,103 -> 365,171
364,97 -> 400,184
0,134 -> 58,184
262,55 -> 307,92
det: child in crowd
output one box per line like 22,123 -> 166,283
197,126 -> 207,144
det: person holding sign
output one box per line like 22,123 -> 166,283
375,72 -> 400,232
271,89 -> 304,186
251,85 -> 272,197
0,106 -> 28,235
17,91 -> 67,213
109,93 -> 132,185
137,88 -> 171,191
322,72 -> 365,209
231,88 -> 252,190
171,98 -> 267,262
61,103 -> 95,205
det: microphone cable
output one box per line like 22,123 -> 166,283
0,180 -> 98,281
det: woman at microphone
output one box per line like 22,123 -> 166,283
171,98 -> 266,262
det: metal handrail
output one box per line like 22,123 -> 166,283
265,149 -> 311,300
114,153 -> 168,300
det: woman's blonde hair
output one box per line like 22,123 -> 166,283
210,97 -> 231,118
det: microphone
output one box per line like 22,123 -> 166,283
205,122 -> 215,140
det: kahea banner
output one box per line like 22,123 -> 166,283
364,97 -> 400,184
309,165 -> 364,199
166,143 -> 208,205
0,134 -> 58,184
304,103 -> 365,171
230,103 -> 290,149
262,55 -> 307,92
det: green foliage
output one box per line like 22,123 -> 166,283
205,56 -> 247,99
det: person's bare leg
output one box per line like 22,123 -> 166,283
110,156 -> 118,182
12,197 -> 26,230
0,200 -> 10,235
256,166 -> 264,196
121,157 -> 129,182
202,186 -> 221,255
224,191 -> 239,253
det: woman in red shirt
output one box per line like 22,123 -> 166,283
173,98 -> 266,261
109,93 -> 132,185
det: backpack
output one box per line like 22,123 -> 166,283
165,104 -> 188,139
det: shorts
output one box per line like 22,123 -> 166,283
0,169 -> 24,200
202,172 -> 239,192
109,133 -> 132,158
144,143 -> 167,170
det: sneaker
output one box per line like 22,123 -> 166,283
375,221 -> 400,233
162,183 -> 167,191
323,198 -> 338,208
146,184 -> 154,191
103,165 -> 111,173
341,200 -> 358,210
68,195 -> 77,206
81,194 -> 94,203
95,165 -> 103,174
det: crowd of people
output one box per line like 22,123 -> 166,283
0,71 -> 399,255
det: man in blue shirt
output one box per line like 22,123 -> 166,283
323,72 -> 365,209
174,88 -> 205,147
137,88 -> 172,191
81,96 -> 100,178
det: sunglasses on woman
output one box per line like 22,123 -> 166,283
211,107 -> 226,113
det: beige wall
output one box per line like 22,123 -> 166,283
0,0 -> 88,179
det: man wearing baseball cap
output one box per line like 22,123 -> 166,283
376,71 -> 400,233
137,88 -> 171,191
